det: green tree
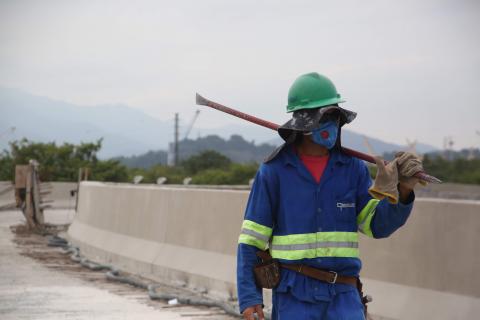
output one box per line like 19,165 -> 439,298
422,155 -> 480,184
191,169 -> 232,185
91,160 -> 129,182
0,151 -> 13,180
0,138 -> 128,182
132,165 -> 186,184
182,150 -> 231,175
191,163 -> 258,185
227,163 -> 258,184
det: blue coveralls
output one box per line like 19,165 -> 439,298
237,145 -> 414,320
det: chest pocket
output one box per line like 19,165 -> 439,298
334,189 -> 357,231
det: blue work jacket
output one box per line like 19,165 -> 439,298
236,145 -> 414,312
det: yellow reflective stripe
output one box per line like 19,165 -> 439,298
272,241 -> 358,251
242,220 -> 272,238
357,199 -> 380,238
271,247 -> 359,260
238,219 -> 272,250
241,228 -> 270,242
238,233 -> 268,250
270,232 -> 359,260
272,232 -> 358,245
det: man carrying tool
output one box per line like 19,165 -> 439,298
236,72 -> 424,319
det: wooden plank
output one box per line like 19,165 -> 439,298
23,166 -> 36,229
15,165 -> 28,188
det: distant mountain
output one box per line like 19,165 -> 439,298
113,150 -> 168,168
1,87 -> 438,159
117,132 -> 441,169
177,134 -> 275,164
0,87 -> 171,158
115,135 -> 277,168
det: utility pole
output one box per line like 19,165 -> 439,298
443,136 -> 454,160
174,113 -> 179,166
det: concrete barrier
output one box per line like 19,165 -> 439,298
67,181 -> 480,319
0,181 -> 77,209
359,198 -> 480,319
68,181 -> 247,300
44,182 -> 78,209
415,182 -> 480,200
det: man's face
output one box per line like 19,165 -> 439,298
303,109 -> 341,149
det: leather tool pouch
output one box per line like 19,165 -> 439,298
253,251 -> 281,289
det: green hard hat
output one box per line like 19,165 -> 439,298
286,72 -> 345,113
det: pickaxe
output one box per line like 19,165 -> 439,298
195,93 -> 442,184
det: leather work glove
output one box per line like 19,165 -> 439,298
395,151 -> 427,189
242,304 -> 265,320
369,156 -> 399,204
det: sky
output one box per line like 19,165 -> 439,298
1,0 -> 479,150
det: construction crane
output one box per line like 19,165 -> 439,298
183,110 -> 200,140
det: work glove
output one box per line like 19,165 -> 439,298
369,157 -> 399,204
395,151 -> 426,189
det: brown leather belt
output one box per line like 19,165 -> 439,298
280,263 -> 358,288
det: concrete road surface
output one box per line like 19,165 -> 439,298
0,210 -> 237,320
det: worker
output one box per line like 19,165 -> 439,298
236,72 -> 424,319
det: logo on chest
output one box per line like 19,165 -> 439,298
336,202 -> 355,211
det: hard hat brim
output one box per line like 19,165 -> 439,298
278,105 -> 356,143
287,97 -> 346,113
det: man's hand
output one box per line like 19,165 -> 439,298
395,152 -> 425,203
369,152 -> 426,204
369,156 -> 399,204
395,151 -> 425,190
243,304 -> 265,320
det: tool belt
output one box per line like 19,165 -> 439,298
281,263 -> 358,287
253,250 -> 372,316
254,250 -> 358,288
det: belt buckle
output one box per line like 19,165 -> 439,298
328,271 -> 338,284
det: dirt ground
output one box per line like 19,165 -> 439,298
0,210 -> 238,320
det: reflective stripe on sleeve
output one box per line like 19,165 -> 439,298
357,199 -> 380,238
270,231 -> 359,260
241,220 -> 272,237
241,228 -> 270,242
238,219 -> 272,250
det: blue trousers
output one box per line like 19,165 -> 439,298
271,290 -> 365,320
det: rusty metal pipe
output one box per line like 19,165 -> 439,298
195,93 -> 442,184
